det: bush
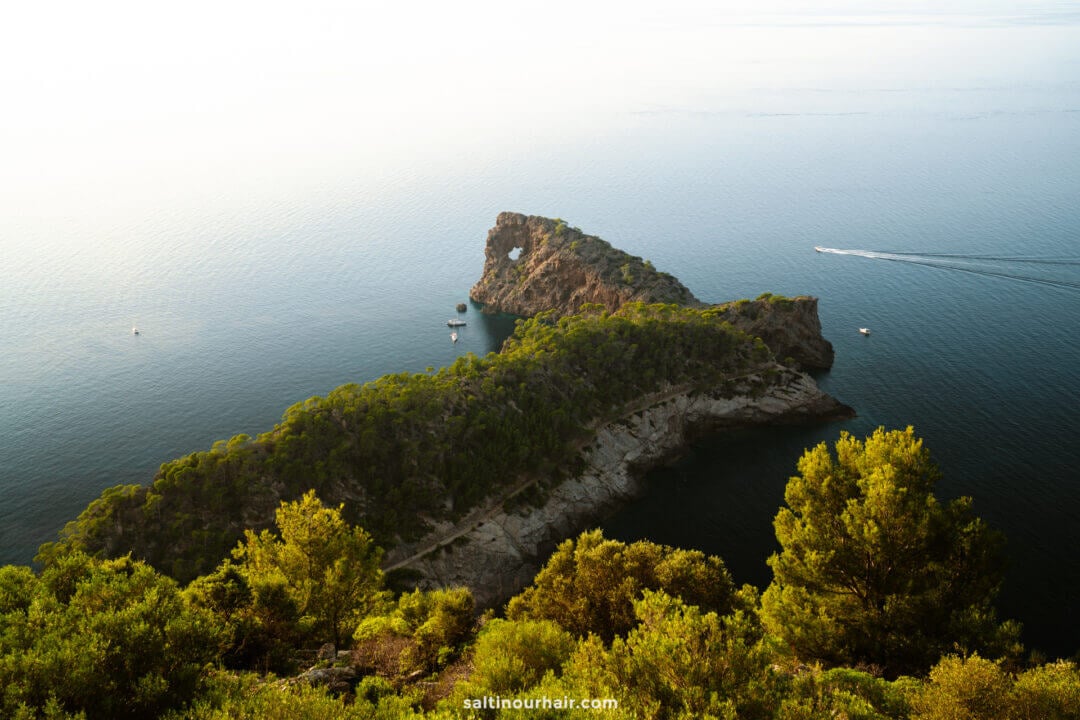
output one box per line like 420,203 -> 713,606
354,587 -> 475,677
556,591 -> 779,720
469,619 -> 576,694
167,671 -> 426,720
507,530 -> 739,642
1012,661 -> 1080,719
780,666 -> 911,720
0,554 -> 221,719
910,654 -> 1013,720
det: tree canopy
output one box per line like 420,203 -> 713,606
232,491 -> 386,650
0,554 -> 219,719
761,426 -> 1019,676
507,529 -> 741,643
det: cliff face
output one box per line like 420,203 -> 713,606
469,212 -> 834,370
384,365 -> 852,608
469,212 -> 701,317
712,296 -> 835,371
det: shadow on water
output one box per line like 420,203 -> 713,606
470,303 -> 522,355
602,422 -> 857,593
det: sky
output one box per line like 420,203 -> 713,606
1,0 -> 1075,227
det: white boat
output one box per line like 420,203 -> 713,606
450,331 -> 458,343
132,326 -> 140,335
447,319 -> 466,327
859,327 -> 871,335
814,246 -> 824,253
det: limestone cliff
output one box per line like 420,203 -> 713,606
469,212 -> 834,370
469,212 -> 701,317
384,364 -> 852,608
711,295 -> 835,371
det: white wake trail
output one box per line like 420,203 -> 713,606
814,247 -> 1080,292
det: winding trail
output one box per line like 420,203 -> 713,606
382,373 -> 765,572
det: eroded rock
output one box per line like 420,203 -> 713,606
469,212 -> 834,369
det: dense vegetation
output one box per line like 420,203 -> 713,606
42,303 -> 772,582
0,554 -> 219,718
505,529 -> 741,642
762,427 -> 1020,676
4,428 -> 1078,719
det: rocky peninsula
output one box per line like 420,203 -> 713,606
50,212 -> 851,605
381,212 -> 851,604
471,212 -> 833,369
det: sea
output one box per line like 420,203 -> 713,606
1,1 -> 1078,657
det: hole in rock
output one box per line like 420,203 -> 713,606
508,247 -> 523,261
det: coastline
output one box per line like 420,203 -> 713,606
384,364 -> 852,608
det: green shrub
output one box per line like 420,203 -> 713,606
1012,661 -> 1080,719
354,587 -> 475,677
469,619 -> 576,694
781,666 -> 911,720
507,530 -> 739,642
911,654 -> 1013,720
168,672 -> 426,720
0,555 -> 221,719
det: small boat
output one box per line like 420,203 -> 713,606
859,327 -> 871,335
132,326 -> 140,335
450,331 -> 458,343
814,246 -> 824,253
447,319 -> 466,327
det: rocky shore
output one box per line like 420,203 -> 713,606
385,365 -> 852,608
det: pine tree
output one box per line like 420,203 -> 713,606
762,427 -> 1019,675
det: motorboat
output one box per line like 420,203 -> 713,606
450,331 -> 458,343
859,327 -> 871,335
814,246 -> 824,253
447,319 -> 467,327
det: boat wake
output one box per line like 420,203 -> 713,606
814,246 -> 1080,292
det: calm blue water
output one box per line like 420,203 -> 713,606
2,3 -> 1079,656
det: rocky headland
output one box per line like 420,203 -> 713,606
470,212 -> 833,369
380,212 -> 851,604
51,211 -> 850,607
469,211 -> 701,317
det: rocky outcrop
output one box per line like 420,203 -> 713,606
469,212 -> 701,317
385,365 -> 852,609
293,666 -> 359,696
469,212 -> 833,369
711,296 -> 835,370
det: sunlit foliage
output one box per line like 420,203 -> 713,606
762,427 -> 1020,676
0,554 -> 219,719
506,530 -> 740,642
353,587 -> 475,678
